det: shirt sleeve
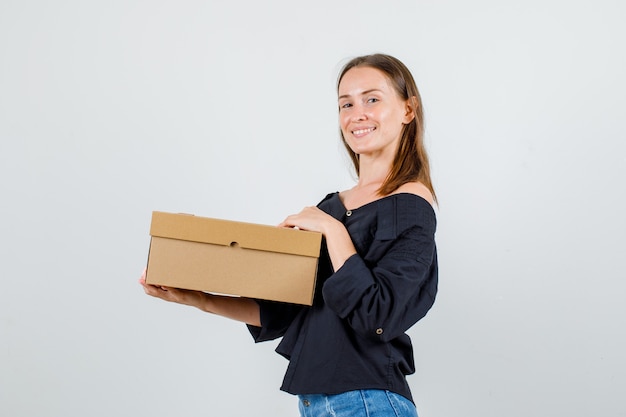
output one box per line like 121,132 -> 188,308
247,300 -> 305,343
322,224 -> 438,343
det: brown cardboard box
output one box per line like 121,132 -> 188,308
146,211 -> 322,305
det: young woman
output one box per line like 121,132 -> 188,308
140,53 -> 438,417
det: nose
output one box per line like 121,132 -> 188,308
351,104 -> 367,122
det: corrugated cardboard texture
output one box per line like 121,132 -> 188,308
146,212 -> 322,305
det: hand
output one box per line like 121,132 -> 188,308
278,206 -> 337,235
138,268 -> 206,308
279,207 -> 357,271
139,268 -> 262,325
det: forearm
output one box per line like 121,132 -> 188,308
200,294 -> 261,327
323,219 -> 357,272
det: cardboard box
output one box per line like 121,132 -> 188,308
146,211 -> 322,305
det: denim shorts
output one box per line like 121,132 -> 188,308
297,390 -> 418,417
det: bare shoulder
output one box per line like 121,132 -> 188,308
393,182 -> 435,207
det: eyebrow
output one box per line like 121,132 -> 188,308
338,88 -> 383,100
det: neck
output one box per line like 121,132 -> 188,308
356,155 -> 392,193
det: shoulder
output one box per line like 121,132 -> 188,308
392,182 -> 435,207
375,183 -> 437,239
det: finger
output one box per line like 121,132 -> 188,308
139,277 -> 163,295
278,216 -> 296,228
143,284 -> 169,299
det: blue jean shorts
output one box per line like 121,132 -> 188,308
297,390 -> 418,417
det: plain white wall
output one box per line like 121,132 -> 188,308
1,1 -> 625,416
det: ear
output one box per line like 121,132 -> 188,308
402,96 -> 418,124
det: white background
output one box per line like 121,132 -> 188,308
1,1 -> 625,416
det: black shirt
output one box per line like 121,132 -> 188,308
248,192 -> 438,403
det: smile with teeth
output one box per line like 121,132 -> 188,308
352,127 -> 376,136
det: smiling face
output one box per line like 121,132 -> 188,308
338,66 -> 414,159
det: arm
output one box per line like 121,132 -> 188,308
280,194 -> 437,342
139,269 -> 261,326
323,225 -> 438,342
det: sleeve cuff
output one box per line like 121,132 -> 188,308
322,254 -> 375,318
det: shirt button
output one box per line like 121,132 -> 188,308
376,328 -> 384,335
346,210 -> 352,217
302,399 -> 310,407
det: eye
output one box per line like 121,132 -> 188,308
340,102 -> 353,109
367,97 -> 379,104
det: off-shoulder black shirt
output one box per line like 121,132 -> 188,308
248,192 -> 438,403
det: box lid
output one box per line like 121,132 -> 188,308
150,211 -> 322,258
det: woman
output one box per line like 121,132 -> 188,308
140,53 -> 438,417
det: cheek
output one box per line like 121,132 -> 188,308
339,114 -> 351,131
381,109 -> 406,131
